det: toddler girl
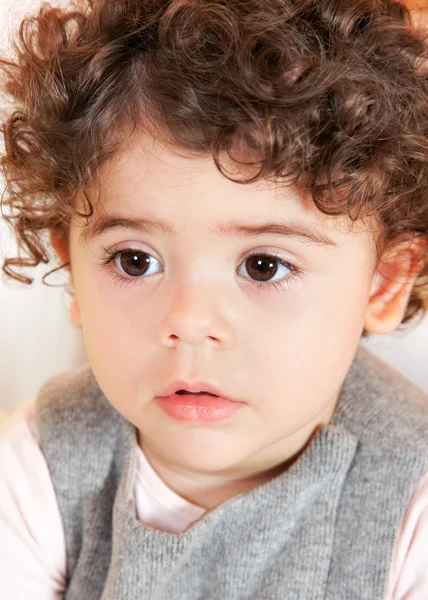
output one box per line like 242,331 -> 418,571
1,0 -> 428,598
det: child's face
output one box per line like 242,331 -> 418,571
67,131 -> 381,485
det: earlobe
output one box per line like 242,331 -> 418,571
49,228 -> 71,268
70,297 -> 82,328
364,239 -> 425,335
49,229 -> 82,327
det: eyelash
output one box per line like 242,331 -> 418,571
96,244 -> 304,292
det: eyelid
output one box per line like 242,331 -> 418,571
101,241 -> 160,261
242,245 -> 300,265
101,241 -> 301,265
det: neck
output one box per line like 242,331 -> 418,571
137,427 -> 320,511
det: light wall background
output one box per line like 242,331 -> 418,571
0,0 -> 427,419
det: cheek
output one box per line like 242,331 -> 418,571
247,331 -> 352,437
292,253 -> 372,337
75,281 -> 155,398
248,263 -> 370,419
319,264 -> 372,337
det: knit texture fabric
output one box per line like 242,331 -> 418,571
35,345 -> 428,599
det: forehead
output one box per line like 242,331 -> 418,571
73,130 -> 380,251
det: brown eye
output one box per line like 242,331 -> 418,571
115,250 -> 154,277
100,245 -> 299,291
244,254 -> 280,282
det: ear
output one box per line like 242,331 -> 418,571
70,297 -> 82,328
364,236 -> 426,335
49,229 -> 82,328
49,228 -> 70,267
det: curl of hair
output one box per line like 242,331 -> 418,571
1,0 -> 428,336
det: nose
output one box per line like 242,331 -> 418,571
159,283 -> 235,350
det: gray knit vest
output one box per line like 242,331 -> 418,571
34,344 -> 428,600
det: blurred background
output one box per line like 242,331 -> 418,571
1,0 -> 427,423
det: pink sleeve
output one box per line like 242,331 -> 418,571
0,401 -> 66,600
385,468 -> 428,599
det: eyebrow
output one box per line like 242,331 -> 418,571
79,214 -> 338,247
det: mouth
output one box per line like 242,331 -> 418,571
158,379 -> 241,404
175,390 -> 217,396
155,391 -> 245,423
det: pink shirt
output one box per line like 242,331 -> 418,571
0,400 -> 428,599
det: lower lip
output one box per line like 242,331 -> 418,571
156,394 -> 245,423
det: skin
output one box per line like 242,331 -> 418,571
407,0 -> 428,26
50,130 -> 425,511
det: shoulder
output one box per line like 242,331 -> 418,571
31,367 -> 135,583
36,362 -> 106,414
386,468 -> 428,599
326,347 -> 428,597
33,365 -> 130,517
0,400 -> 66,593
0,399 -> 58,495
33,364 -> 128,523
335,344 -> 428,449
34,363 -> 124,442
0,399 -> 43,466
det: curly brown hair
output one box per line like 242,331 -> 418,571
1,0 -> 428,337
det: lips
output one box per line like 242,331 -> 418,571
176,390 -> 217,396
158,379 -> 240,404
155,392 -> 245,423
